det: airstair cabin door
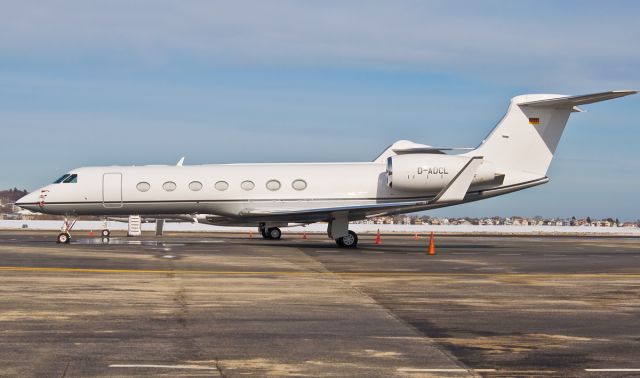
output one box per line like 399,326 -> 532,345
102,173 -> 123,208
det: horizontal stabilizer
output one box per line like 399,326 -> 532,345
431,156 -> 483,203
519,90 -> 637,108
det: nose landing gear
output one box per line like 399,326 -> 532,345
56,217 -> 76,244
57,232 -> 70,244
55,217 -> 111,243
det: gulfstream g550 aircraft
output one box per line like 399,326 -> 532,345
17,90 -> 637,247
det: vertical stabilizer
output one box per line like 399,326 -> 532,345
471,90 -> 636,176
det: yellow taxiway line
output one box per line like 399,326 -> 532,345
0,266 -> 639,278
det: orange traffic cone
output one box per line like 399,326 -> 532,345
428,232 -> 436,255
88,230 -> 94,237
375,229 -> 382,245
303,230 -> 307,240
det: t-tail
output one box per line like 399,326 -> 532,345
470,90 -> 637,178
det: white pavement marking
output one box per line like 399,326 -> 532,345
452,253 -> 476,255
162,255 -> 175,259
585,369 -> 640,372
110,364 -> 218,370
499,253 -> 521,256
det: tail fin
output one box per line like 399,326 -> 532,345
473,90 -> 637,176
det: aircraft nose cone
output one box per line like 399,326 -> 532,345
15,191 -> 42,211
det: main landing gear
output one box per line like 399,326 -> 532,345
328,212 -> 358,248
260,226 -> 282,240
335,230 -> 358,248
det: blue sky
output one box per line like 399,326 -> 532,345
1,1 -> 639,219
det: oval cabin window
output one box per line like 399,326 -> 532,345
266,180 -> 281,191
136,182 -> 151,192
189,181 -> 203,191
162,181 -> 177,192
292,179 -> 307,191
241,180 -> 255,191
215,181 -> 229,191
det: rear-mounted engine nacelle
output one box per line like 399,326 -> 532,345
386,154 -> 500,192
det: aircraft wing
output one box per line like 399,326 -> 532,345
108,214 -> 197,223
240,200 -> 429,217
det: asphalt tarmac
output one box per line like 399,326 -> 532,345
0,231 -> 639,377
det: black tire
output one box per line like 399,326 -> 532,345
260,227 -> 270,239
268,227 -> 282,240
57,232 -> 71,244
101,229 -> 110,237
335,230 -> 358,248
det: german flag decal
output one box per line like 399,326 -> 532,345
528,117 -> 540,124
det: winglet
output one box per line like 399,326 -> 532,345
176,157 -> 185,166
431,157 -> 483,204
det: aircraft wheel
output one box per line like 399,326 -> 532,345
57,232 -> 71,244
260,227 -> 270,239
336,230 -> 358,248
101,229 -> 110,237
268,227 -> 282,240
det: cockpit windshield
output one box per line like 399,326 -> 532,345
53,173 -> 78,183
63,174 -> 78,183
53,174 -> 70,183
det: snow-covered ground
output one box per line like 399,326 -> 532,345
1,220 -> 639,236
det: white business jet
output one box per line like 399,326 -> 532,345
16,90 -> 637,247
